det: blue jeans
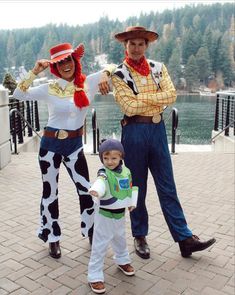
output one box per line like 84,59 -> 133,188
40,126 -> 83,156
121,121 -> 192,242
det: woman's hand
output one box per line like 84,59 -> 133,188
98,72 -> 110,95
32,59 -> 50,75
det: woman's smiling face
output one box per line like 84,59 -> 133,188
56,56 -> 75,81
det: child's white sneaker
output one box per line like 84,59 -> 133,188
89,281 -> 106,294
118,264 -> 135,276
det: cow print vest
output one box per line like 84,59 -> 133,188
113,59 -> 163,95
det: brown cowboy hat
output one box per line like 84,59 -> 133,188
114,26 -> 158,43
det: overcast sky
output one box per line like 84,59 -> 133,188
0,0 -> 233,30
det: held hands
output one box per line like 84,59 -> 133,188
128,206 -> 136,212
32,59 -> 50,75
89,190 -> 99,198
98,72 -> 110,95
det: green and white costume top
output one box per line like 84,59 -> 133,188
89,165 -> 138,210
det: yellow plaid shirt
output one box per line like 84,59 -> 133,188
111,61 -> 177,117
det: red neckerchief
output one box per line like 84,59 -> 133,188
125,53 -> 150,76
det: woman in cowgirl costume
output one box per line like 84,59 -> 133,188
13,42 -> 108,259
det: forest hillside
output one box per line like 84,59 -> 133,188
1,3 -> 234,91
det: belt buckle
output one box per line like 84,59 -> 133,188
55,129 -> 68,139
152,114 -> 161,123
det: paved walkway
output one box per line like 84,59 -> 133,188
0,151 -> 234,295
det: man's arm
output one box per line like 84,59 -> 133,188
112,64 -> 176,117
112,76 -> 156,116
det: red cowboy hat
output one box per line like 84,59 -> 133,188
49,43 -> 85,64
115,26 -> 158,43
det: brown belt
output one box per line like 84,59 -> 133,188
121,114 -> 162,126
43,127 -> 83,140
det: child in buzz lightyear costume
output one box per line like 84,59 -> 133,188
87,139 -> 138,294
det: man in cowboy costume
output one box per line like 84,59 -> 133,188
100,26 -> 216,259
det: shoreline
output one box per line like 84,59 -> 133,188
84,143 -> 213,153
176,91 -> 200,96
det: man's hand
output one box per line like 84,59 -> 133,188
99,72 -> 110,95
32,59 -> 50,75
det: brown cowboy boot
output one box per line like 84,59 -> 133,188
134,236 -> 150,259
179,235 -> 216,257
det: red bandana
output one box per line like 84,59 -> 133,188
125,53 -> 150,76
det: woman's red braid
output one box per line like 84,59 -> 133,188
73,60 -> 90,108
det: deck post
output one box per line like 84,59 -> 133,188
0,88 -> 11,169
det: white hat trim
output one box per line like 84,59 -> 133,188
51,49 -> 73,59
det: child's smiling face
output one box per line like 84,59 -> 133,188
102,150 -> 122,170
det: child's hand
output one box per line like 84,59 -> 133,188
128,206 -> 135,212
89,190 -> 99,198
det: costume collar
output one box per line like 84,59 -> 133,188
57,78 -> 74,90
111,162 -> 123,173
124,54 -> 150,76
48,79 -> 75,98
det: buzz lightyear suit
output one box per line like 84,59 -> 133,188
87,165 -> 138,283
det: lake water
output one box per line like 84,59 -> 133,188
38,94 -> 216,145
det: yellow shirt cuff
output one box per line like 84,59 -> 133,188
17,70 -> 37,92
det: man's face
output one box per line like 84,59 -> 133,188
125,38 -> 148,61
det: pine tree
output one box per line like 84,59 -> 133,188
168,45 -> 181,88
196,47 -> 211,83
2,73 -> 17,95
185,55 -> 199,92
